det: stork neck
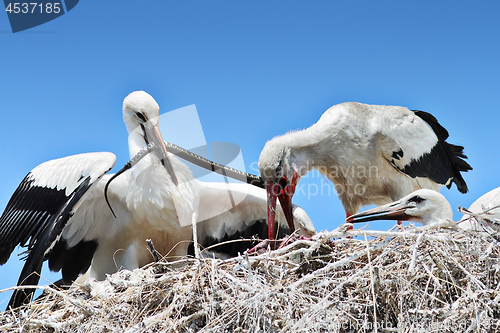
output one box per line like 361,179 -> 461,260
128,130 -> 148,158
276,131 -> 319,178
288,148 -> 315,178
433,206 -> 453,224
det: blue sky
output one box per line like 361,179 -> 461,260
1,1 -> 499,308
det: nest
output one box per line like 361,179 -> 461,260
2,220 -> 500,332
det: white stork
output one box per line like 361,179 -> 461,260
258,102 -> 472,238
458,187 -> 500,231
0,91 -> 315,308
346,189 -> 453,226
347,187 -> 500,232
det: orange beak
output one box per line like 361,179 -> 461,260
145,122 -> 178,186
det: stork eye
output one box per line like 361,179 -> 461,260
408,195 -> 425,204
275,165 -> 282,178
136,112 -> 147,122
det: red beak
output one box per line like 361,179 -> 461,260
266,181 -> 296,239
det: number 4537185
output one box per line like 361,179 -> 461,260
6,3 -> 61,14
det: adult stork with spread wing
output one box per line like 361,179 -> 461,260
0,91 -> 314,308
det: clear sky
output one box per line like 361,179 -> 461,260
1,1 -> 499,308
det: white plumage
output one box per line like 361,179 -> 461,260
346,189 -> 453,226
258,102 -> 471,238
0,91 -> 314,308
458,187 -> 500,231
348,187 -> 500,232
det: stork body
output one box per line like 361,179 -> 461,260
259,102 -> 471,237
0,91 -> 314,308
458,187 -> 500,231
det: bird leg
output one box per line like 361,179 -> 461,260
346,212 -> 354,238
146,239 -> 161,263
247,233 -> 311,255
246,239 -> 282,254
345,212 -> 354,230
397,220 -> 404,232
146,239 -> 167,274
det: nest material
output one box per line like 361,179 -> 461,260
2,221 -> 500,332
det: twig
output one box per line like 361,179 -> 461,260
191,211 -> 200,259
146,239 -> 161,263
364,232 -> 378,333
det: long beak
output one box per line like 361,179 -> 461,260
346,201 -> 412,223
145,123 -> 179,186
278,186 -> 295,235
266,182 -> 296,239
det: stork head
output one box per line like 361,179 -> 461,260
346,189 -> 453,226
122,91 -> 178,185
123,91 -> 161,133
259,142 -> 299,239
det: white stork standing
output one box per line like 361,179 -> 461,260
0,91 -> 315,308
258,102 -> 472,238
346,189 -> 453,226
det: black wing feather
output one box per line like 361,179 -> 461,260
7,177 -> 94,308
0,175 -> 68,264
0,152 -> 115,309
398,110 -> 472,194
413,110 -> 450,140
49,239 -> 98,283
190,218 -> 291,258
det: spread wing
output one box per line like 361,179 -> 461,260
0,152 -> 115,308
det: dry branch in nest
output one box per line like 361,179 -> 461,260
2,221 -> 500,332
